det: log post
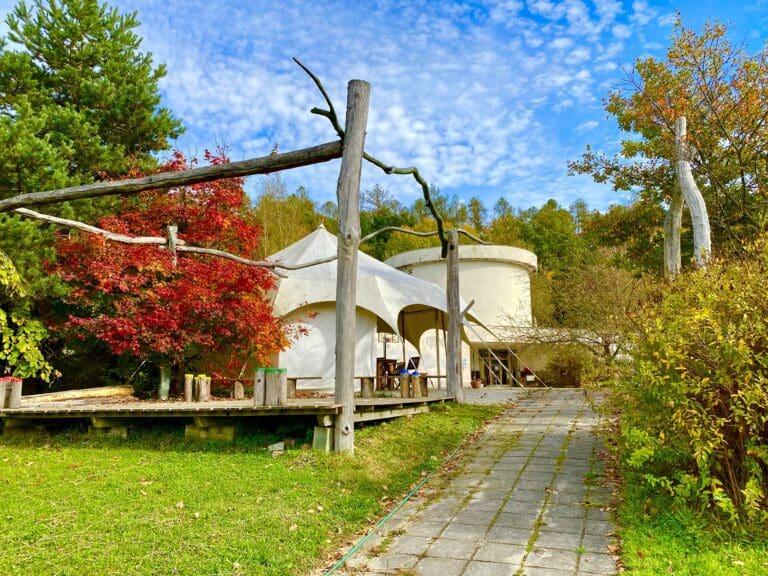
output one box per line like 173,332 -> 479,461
675,116 -> 712,269
334,79 -> 370,454
233,380 -> 245,400
159,365 -> 171,401
360,377 -> 374,398
184,373 -> 194,402
265,368 -> 288,406
253,368 -> 266,406
196,374 -> 210,402
399,373 -> 411,398
412,373 -> 423,398
287,378 -> 297,399
446,229 -> 464,403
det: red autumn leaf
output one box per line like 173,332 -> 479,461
51,150 -> 287,374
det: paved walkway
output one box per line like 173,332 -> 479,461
339,389 -> 617,576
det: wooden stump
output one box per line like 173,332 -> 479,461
412,374 -> 422,398
265,368 -> 288,406
195,374 -> 210,402
419,374 -> 429,397
159,365 -> 171,401
287,378 -> 297,399
184,374 -> 194,402
399,373 -> 411,398
361,377 -> 374,398
1,378 -> 23,409
233,380 -> 245,400
253,368 -> 266,406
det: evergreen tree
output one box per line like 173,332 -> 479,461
0,0 -> 183,294
0,0 -> 182,197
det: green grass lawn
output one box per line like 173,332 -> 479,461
616,469 -> 768,575
0,403 -> 502,576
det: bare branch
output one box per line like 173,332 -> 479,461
0,141 -> 342,213
362,152 -> 449,256
14,208 -> 169,245
293,59 -> 451,257
360,226 -> 438,244
360,225 -> 489,246
457,228 -> 490,245
293,57 -> 344,138
14,208 -> 343,277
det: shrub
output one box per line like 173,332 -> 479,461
538,343 -> 595,387
618,238 -> 768,524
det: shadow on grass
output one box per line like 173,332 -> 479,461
0,415 -> 318,454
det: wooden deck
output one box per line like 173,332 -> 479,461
0,393 -> 452,447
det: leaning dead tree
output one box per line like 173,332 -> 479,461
664,116 -> 712,279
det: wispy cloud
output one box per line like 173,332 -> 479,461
0,0 -> 764,212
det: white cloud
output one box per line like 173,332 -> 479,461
612,23 -> 632,38
576,120 -> 600,132
101,0 -> 717,212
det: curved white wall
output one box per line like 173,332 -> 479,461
385,244 -> 537,330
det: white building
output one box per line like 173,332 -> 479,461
386,244 -> 539,386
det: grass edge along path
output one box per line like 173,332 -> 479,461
0,403 -> 502,576
616,470 -> 768,576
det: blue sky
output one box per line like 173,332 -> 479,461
4,0 -> 768,212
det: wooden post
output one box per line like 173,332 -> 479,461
399,373 -> 411,398
159,365 -> 171,401
446,229 -> 464,403
265,368 -> 288,406
287,378 -> 297,399
253,368 -> 266,406
333,79 -> 370,454
412,373 -> 423,398
184,373 -> 194,402
435,311 -> 442,390
419,374 -> 429,397
196,374 -> 210,402
233,380 -> 245,400
360,377 -> 374,398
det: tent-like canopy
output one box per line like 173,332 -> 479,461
269,225 -> 472,346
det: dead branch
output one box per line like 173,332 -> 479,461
360,226 -> 490,245
294,58 -> 450,257
0,141 -> 342,213
14,208 -> 342,277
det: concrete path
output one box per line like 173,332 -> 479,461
339,389 -> 617,576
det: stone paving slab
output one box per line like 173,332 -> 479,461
330,389 -> 618,576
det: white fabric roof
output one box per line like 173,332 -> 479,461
268,225 -> 470,345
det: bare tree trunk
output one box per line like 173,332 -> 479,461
675,116 -> 711,269
446,229 -> 464,403
664,189 -> 684,280
334,80 -> 371,454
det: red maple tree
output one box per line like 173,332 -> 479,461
52,151 -> 286,377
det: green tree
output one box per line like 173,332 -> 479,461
570,18 -> 768,262
250,175 -> 322,256
520,199 -> 587,271
0,251 -> 54,380
0,0 -> 183,295
359,184 -> 415,260
467,197 -> 487,233
0,0 -> 182,196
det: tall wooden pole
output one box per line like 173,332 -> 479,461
334,79 -> 370,453
446,229 -> 464,403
